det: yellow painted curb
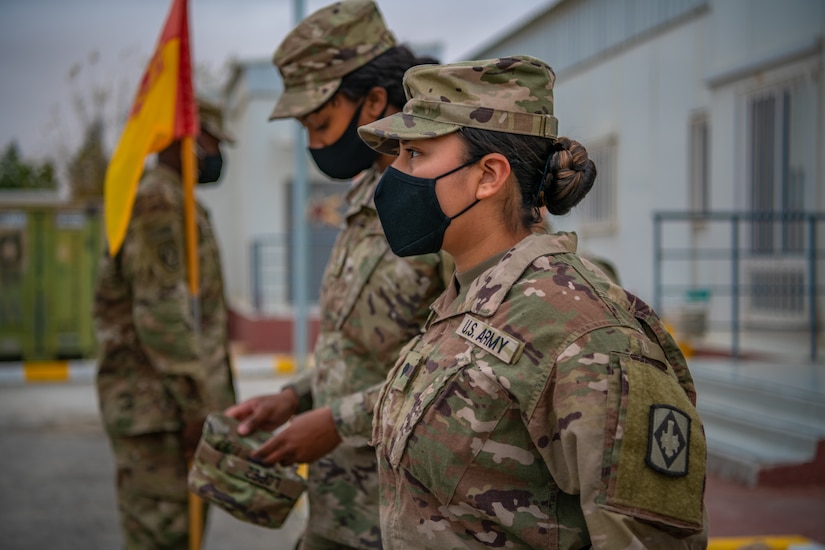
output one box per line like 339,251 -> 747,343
274,356 -> 295,374
23,361 -> 69,382
708,535 -> 812,550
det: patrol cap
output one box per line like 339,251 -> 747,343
358,55 -> 559,155
187,412 -> 306,529
269,0 -> 396,120
199,99 -> 235,144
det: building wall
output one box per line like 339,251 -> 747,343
468,0 -> 824,315
199,59 -> 334,317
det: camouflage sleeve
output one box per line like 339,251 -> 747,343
534,326 -> 707,549
328,381 -> 384,446
120,191 -> 205,424
332,250 -> 445,445
283,370 -> 314,414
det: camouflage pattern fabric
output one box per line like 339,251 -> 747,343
284,165 -> 447,548
358,55 -> 559,155
373,232 -> 708,549
94,165 -> 236,548
269,0 -> 396,120
188,413 -> 306,528
109,431 -> 206,548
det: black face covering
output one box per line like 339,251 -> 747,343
198,153 -> 223,184
309,103 -> 379,180
374,158 -> 480,257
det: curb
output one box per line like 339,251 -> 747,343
0,355 -> 297,385
708,536 -> 822,550
0,360 -> 96,385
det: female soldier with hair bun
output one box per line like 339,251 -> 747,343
359,55 -> 708,549
224,1 -> 448,549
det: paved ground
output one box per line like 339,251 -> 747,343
0,375 -> 305,550
1,361 -> 824,548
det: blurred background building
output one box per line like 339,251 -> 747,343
1,0 -> 822,364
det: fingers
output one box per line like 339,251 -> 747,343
225,395 -> 282,435
239,404 -> 276,435
224,401 -> 253,420
252,432 -> 295,466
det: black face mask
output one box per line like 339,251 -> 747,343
198,153 -> 223,184
374,158 -> 480,257
309,103 -> 378,180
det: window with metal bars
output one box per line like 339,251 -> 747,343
579,136 -> 617,235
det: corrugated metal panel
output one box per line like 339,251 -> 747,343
470,0 -> 707,75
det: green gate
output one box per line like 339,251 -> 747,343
0,201 -> 102,360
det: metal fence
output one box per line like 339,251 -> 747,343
653,211 -> 825,361
250,230 -> 338,313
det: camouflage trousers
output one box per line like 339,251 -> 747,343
108,431 -> 208,549
299,531 -> 367,550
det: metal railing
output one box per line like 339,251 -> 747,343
653,211 -> 824,361
250,231 -> 337,313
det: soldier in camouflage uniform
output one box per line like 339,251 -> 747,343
224,1 -> 448,549
94,101 -> 237,549
358,55 -> 709,548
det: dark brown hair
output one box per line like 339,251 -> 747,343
337,45 -> 439,109
458,128 -> 597,232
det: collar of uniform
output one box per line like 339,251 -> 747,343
141,164 -> 209,218
138,164 -> 183,200
430,231 -> 579,320
344,164 -> 382,218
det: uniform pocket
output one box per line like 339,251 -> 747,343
599,352 -> 706,533
390,358 -> 513,506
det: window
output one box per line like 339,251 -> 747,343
744,72 -> 817,322
748,81 -> 811,254
579,136 -> 617,235
689,112 -> 710,215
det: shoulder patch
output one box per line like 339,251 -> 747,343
157,240 -> 181,272
455,314 -> 524,364
647,404 -> 691,477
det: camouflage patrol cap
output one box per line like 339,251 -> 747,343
187,412 -> 306,529
358,55 -> 559,155
269,0 -> 396,120
199,99 -> 235,144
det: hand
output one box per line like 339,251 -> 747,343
251,406 -> 342,466
224,388 -> 299,436
182,418 -> 205,463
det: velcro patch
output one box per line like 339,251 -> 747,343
455,314 -> 524,364
647,404 -> 690,477
157,240 -> 180,272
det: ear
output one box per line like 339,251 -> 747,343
363,86 -> 389,120
474,153 -> 512,200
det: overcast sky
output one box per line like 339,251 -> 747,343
0,0 -> 548,165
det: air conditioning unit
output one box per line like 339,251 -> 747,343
744,257 -> 808,329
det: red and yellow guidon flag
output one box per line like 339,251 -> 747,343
104,0 -> 198,255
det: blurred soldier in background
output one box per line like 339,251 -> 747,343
94,100 -> 237,549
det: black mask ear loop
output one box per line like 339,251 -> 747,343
438,155 -> 485,220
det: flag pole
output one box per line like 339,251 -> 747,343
183,134 -> 202,550
182,135 -> 201,331
179,1 -> 202,545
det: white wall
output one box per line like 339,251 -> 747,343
468,0 -> 824,309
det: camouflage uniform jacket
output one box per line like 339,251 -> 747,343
373,232 -> 708,549
94,165 -> 236,436
286,165 -> 447,548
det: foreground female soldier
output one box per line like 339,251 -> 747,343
358,55 -> 708,549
